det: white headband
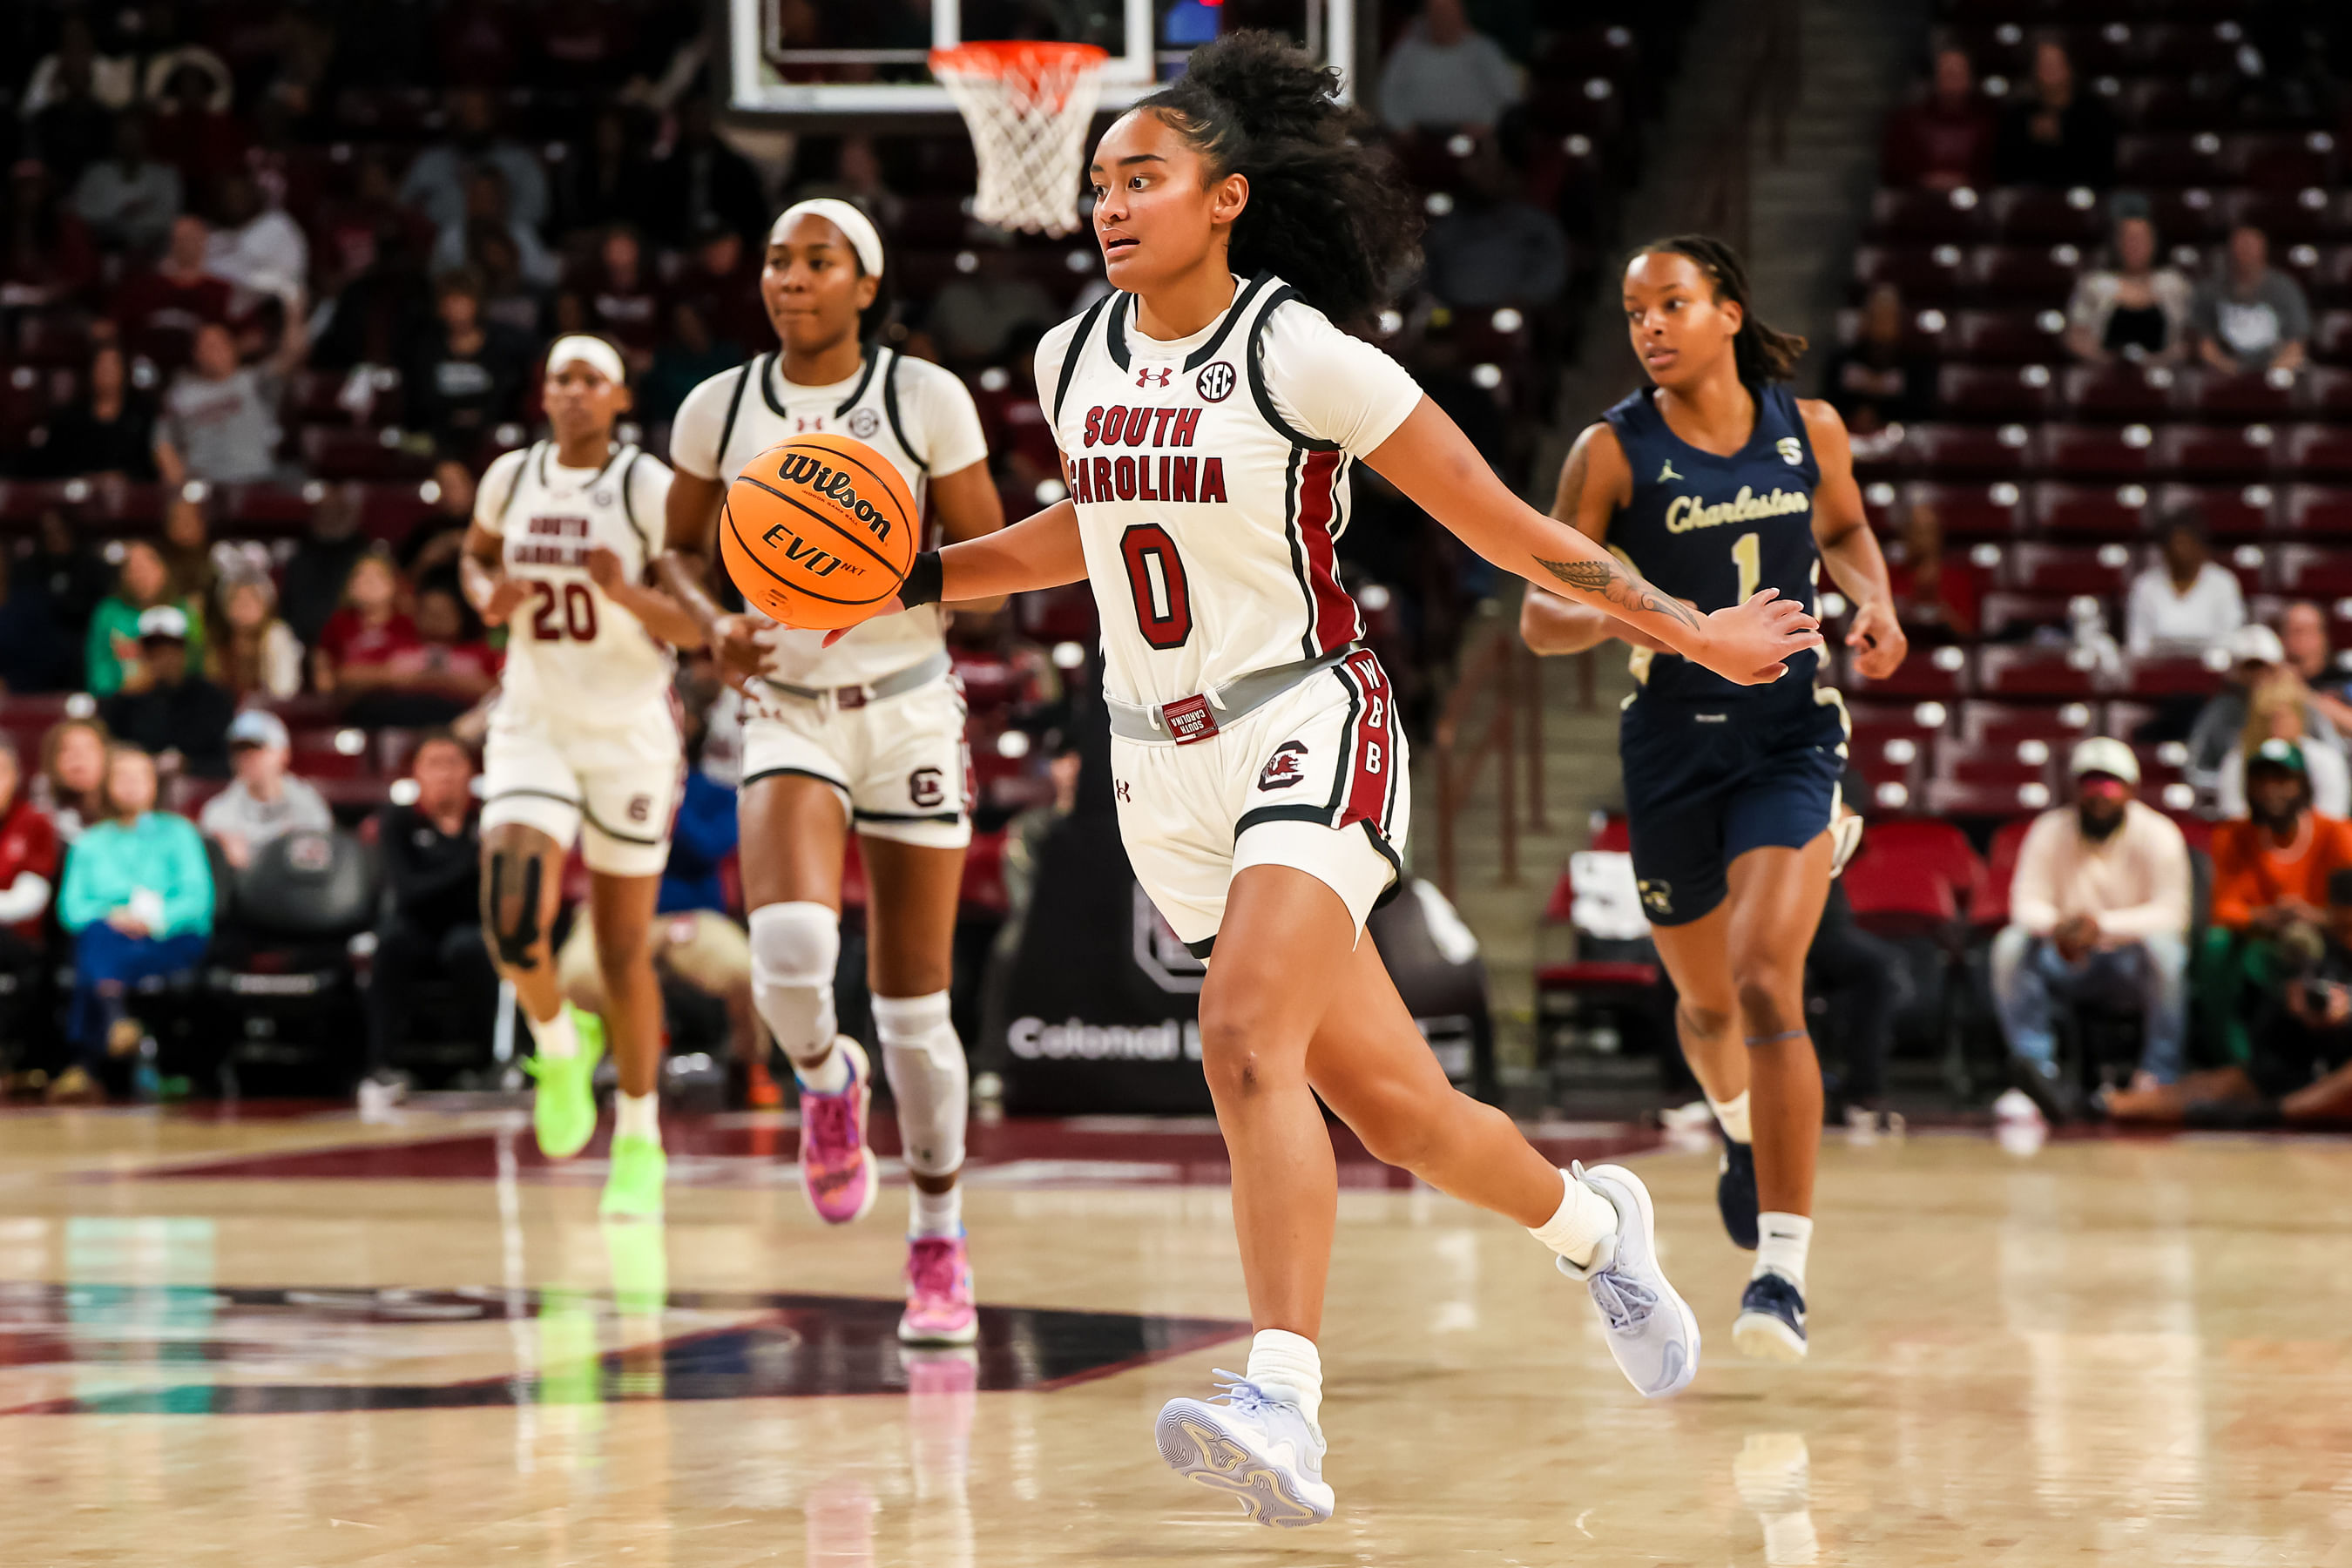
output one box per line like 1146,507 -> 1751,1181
768,198 -> 885,279
544,335 -> 626,386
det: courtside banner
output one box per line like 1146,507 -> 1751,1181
986,814 -> 1494,1113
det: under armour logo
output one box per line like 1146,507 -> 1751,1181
1136,367 -> 1172,389
1116,779 -> 1133,802
795,416 -> 824,432
1658,459 -> 1681,483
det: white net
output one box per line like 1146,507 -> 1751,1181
932,43 -> 1109,238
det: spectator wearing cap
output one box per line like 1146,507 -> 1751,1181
1991,737 -> 2193,1118
85,540 -> 205,697
1882,45 -> 1997,193
2196,737 -> 2352,1066
1992,35 -> 2118,191
2111,865 -> 2352,1129
362,733 -> 496,1104
1376,0 -> 1524,133
97,605 -> 237,779
2216,679 -> 2352,821
2065,205 -> 2193,368
2193,225 -> 2311,375
50,744 -> 213,1103
2125,517 -> 2244,657
198,711 -> 332,870
152,311 -> 307,488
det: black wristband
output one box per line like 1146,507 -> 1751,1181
901,549 -> 943,608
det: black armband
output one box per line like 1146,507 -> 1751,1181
901,550 -> 943,608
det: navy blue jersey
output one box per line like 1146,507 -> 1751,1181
1600,382 -> 1821,704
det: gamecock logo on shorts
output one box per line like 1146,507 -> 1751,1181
628,794 -> 652,823
1196,361 -> 1236,402
909,767 -> 945,808
1257,741 -> 1308,790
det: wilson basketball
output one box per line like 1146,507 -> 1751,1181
720,432 -> 918,629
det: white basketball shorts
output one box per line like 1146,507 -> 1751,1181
481,693 -> 686,878
1112,648 -> 1407,956
740,673 -> 973,849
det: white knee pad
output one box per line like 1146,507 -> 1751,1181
873,990 -> 967,1179
747,902 -> 840,1065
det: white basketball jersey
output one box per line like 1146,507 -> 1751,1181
479,441 -> 675,724
677,347 -> 953,688
1040,275 -> 1371,710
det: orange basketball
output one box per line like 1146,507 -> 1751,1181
720,432 -> 918,630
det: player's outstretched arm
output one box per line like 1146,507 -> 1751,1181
1366,398 -> 1821,686
1800,399 -> 1908,681
930,459 -> 1011,614
1518,422 -> 1675,658
818,497 -> 1089,646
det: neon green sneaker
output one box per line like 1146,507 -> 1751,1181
524,1006 -> 605,1159
600,1134 -> 666,1219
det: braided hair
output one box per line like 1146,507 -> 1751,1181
1634,234 -> 1808,385
1136,31 -> 1421,325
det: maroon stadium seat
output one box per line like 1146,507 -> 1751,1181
2282,424 -> 2352,476
1977,643 -> 2101,698
2120,652 -> 2228,699
1975,815 -> 2038,930
2303,366 -> 2352,417
2062,362 -> 2180,422
1849,642 -> 1972,700
1925,777 -> 2057,817
2223,187 -> 2352,244
2002,541 -> 2134,595
1950,307 -> 2070,363
2274,544 -> 2352,598
2145,188 -> 2226,245
2159,482 -> 2275,537
1958,698 -> 2100,749
1978,591 -> 2082,639
1987,186 -> 2107,245
1936,362 -> 2058,419
2116,131 -> 2228,188
1854,244 -> 1967,303
1904,479 -> 2027,538
2283,485 -> 2352,537
1869,187 -> 1990,244
2316,311 -> 2352,364
2043,422 -> 2159,479
1963,243 -> 2083,303
2031,480 -> 2153,537
1902,422 -> 2035,476
2159,423 -> 2278,481
2178,367 -> 2301,420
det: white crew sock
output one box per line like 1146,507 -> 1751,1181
1754,1212 -> 1813,1290
614,1090 -> 660,1146
527,1005 -> 578,1060
1528,1167 -> 1618,1269
1708,1089 -> 1753,1145
1244,1328 -> 1323,1429
909,1183 -> 963,1240
794,1037 -> 851,1095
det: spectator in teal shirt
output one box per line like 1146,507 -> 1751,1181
84,540 -> 204,697
54,744 -> 212,1095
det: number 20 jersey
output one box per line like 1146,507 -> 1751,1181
476,440 -> 677,724
1036,274 -> 1420,710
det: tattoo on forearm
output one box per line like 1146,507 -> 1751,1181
1533,555 -> 1704,633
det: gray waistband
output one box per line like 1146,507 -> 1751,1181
760,647 -> 951,706
1105,646 -> 1355,743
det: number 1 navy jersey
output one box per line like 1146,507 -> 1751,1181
1600,382 -> 1822,704
1033,273 -> 1424,708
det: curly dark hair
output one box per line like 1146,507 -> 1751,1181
1632,234 -> 1808,385
1136,30 -> 1421,325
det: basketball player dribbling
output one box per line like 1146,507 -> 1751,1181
1522,237 -> 1907,1362
797,32 -> 1822,1527
461,335 -> 704,1218
656,199 -> 1005,1345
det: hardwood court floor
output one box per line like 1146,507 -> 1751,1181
1,1107 -> 2349,1566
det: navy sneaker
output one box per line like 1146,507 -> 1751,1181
1717,1134 -> 1759,1251
1733,1272 -> 1808,1363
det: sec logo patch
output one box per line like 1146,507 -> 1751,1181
848,407 -> 882,439
1196,361 -> 1236,402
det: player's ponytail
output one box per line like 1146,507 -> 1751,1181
1636,234 -> 1808,385
1139,30 -> 1420,325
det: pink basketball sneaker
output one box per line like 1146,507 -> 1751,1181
796,1038 -> 878,1226
899,1233 -> 978,1345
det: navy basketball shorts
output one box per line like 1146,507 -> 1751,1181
1618,689 -> 1848,928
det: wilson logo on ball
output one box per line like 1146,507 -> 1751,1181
721,432 -> 917,630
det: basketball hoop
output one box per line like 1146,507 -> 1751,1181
931,41 -> 1110,238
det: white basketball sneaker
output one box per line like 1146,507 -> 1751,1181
1557,1161 -> 1702,1397
1155,1372 -> 1335,1527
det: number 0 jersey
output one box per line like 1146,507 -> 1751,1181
1601,382 -> 1823,704
476,441 -> 676,724
1034,274 -> 1424,710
